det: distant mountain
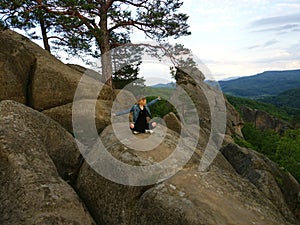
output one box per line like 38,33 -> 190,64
150,82 -> 175,88
261,88 -> 300,109
220,76 -> 241,81
219,69 -> 300,99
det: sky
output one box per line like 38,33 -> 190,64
12,0 -> 300,82
170,0 -> 300,80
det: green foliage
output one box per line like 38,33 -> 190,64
112,64 -> 144,89
241,123 -> 280,158
145,86 -> 176,97
238,123 -> 300,182
0,0 -> 191,55
275,129 -> 300,181
233,136 -> 255,149
146,96 -> 176,118
226,95 -> 293,122
0,20 -> 5,30
261,88 -> 300,109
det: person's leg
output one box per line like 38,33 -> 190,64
145,123 -> 154,134
151,122 -> 157,129
130,123 -> 135,129
130,123 -> 140,134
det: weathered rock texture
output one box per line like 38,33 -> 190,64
163,112 -> 182,134
0,100 -> 82,181
174,68 -> 244,148
221,143 -> 300,224
74,125 -> 297,225
133,168 -> 292,225
240,106 -> 290,132
0,29 -> 115,129
0,100 -> 95,225
43,100 -> 112,134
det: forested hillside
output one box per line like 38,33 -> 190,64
220,70 -> 300,99
261,88 -> 300,109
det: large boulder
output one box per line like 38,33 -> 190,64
0,29 -> 35,104
163,112 -> 181,134
43,100 -> 112,134
76,161 -> 147,225
75,124 -> 294,225
0,29 -> 115,111
75,125 -> 187,225
0,100 -> 95,225
0,100 -> 82,181
133,168 -> 292,225
221,143 -> 300,224
174,68 -> 244,148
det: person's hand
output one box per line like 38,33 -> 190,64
151,122 -> 157,128
130,123 -> 135,129
112,113 -> 116,117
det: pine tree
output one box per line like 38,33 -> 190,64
1,0 -> 191,87
36,0 -> 190,86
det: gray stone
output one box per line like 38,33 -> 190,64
0,100 -> 95,225
0,100 -> 82,181
221,143 -> 300,224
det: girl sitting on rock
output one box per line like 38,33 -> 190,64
114,95 -> 161,134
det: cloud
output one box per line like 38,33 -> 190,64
248,45 -> 260,50
248,39 -> 279,50
251,13 -> 300,26
264,39 -> 279,47
250,13 -> 300,35
253,24 -> 300,33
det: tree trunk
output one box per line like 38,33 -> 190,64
39,16 -> 51,53
101,50 -> 113,86
99,8 -> 113,87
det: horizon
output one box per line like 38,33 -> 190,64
144,67 -> 300,85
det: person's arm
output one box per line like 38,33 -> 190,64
147,97 -> 161,107
115,106 -> 133,116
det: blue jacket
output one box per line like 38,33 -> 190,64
115,98 -> 159,123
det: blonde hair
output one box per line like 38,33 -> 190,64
136,95 -> 146,104
136,98 -> 146,104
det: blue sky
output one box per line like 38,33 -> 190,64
169,0 -> 300,80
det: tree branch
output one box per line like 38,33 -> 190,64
48,35 -> 68,42
124,43 -> 188,66
39,4 -> 100,38
109,20 -> 151,32
117,0 -> 148,8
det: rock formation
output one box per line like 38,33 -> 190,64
174,68 -> 244,147
240,105 -> 290,132
74,125 -> 298,225
0,100 -> 95,225
0,29 -> 115,111
221,143 -> 300,224
163,112 -> 182,134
